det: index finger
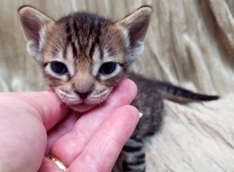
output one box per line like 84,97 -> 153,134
69,105 -> 139,172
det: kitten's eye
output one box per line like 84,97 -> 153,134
50,61 -> 68,75
99,62 -> 117,75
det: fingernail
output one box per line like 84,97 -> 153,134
139,112 -> 143,118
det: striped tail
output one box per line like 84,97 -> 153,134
155,81 -> 219,103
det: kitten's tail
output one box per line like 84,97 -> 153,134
156,81 -> 219,103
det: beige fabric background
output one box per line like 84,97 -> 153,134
1,0 -> 234,171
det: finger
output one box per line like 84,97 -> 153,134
46,111 -> 80,155
20,91 -> 69,131
0,91 -> 69,131
68,105 -> 139,172
38,157 -> 64,172
50,78 -> 137,165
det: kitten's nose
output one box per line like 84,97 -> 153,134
76,91 -> 90,100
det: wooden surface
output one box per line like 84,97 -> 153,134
1,0 -> 234,171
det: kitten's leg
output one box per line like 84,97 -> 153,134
120,135 -> 146,172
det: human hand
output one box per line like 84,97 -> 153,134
0,79 -> 139,172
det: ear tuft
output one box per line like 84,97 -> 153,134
18,5 -> 54,64
117,6 -> 152,63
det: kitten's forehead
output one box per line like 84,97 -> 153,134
44,12 -> 126,63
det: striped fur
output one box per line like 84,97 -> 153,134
18,5 -> 218,172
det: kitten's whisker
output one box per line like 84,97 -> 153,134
99,94 -> 112,112
45,37 -> 63,51
58,99 -> 64,106
55,32 -> 64,46
105,34 -> 118,48
103,32 -> 109,48
50,41 -> 63,51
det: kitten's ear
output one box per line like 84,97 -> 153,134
117,6 -> 152,62
18,5 -> 54,64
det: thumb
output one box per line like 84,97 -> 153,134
0,91 -> 69,131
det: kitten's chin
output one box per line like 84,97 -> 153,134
70,104 -> 96,113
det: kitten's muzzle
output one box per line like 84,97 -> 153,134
73,82 -> 94,100
75,91 -> 91,100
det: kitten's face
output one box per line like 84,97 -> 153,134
18,6 -> 152,112
43,20 -> 127,112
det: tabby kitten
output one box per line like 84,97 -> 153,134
18,5 -> 218,172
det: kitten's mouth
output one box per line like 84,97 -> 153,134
70,103 -> 96,113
